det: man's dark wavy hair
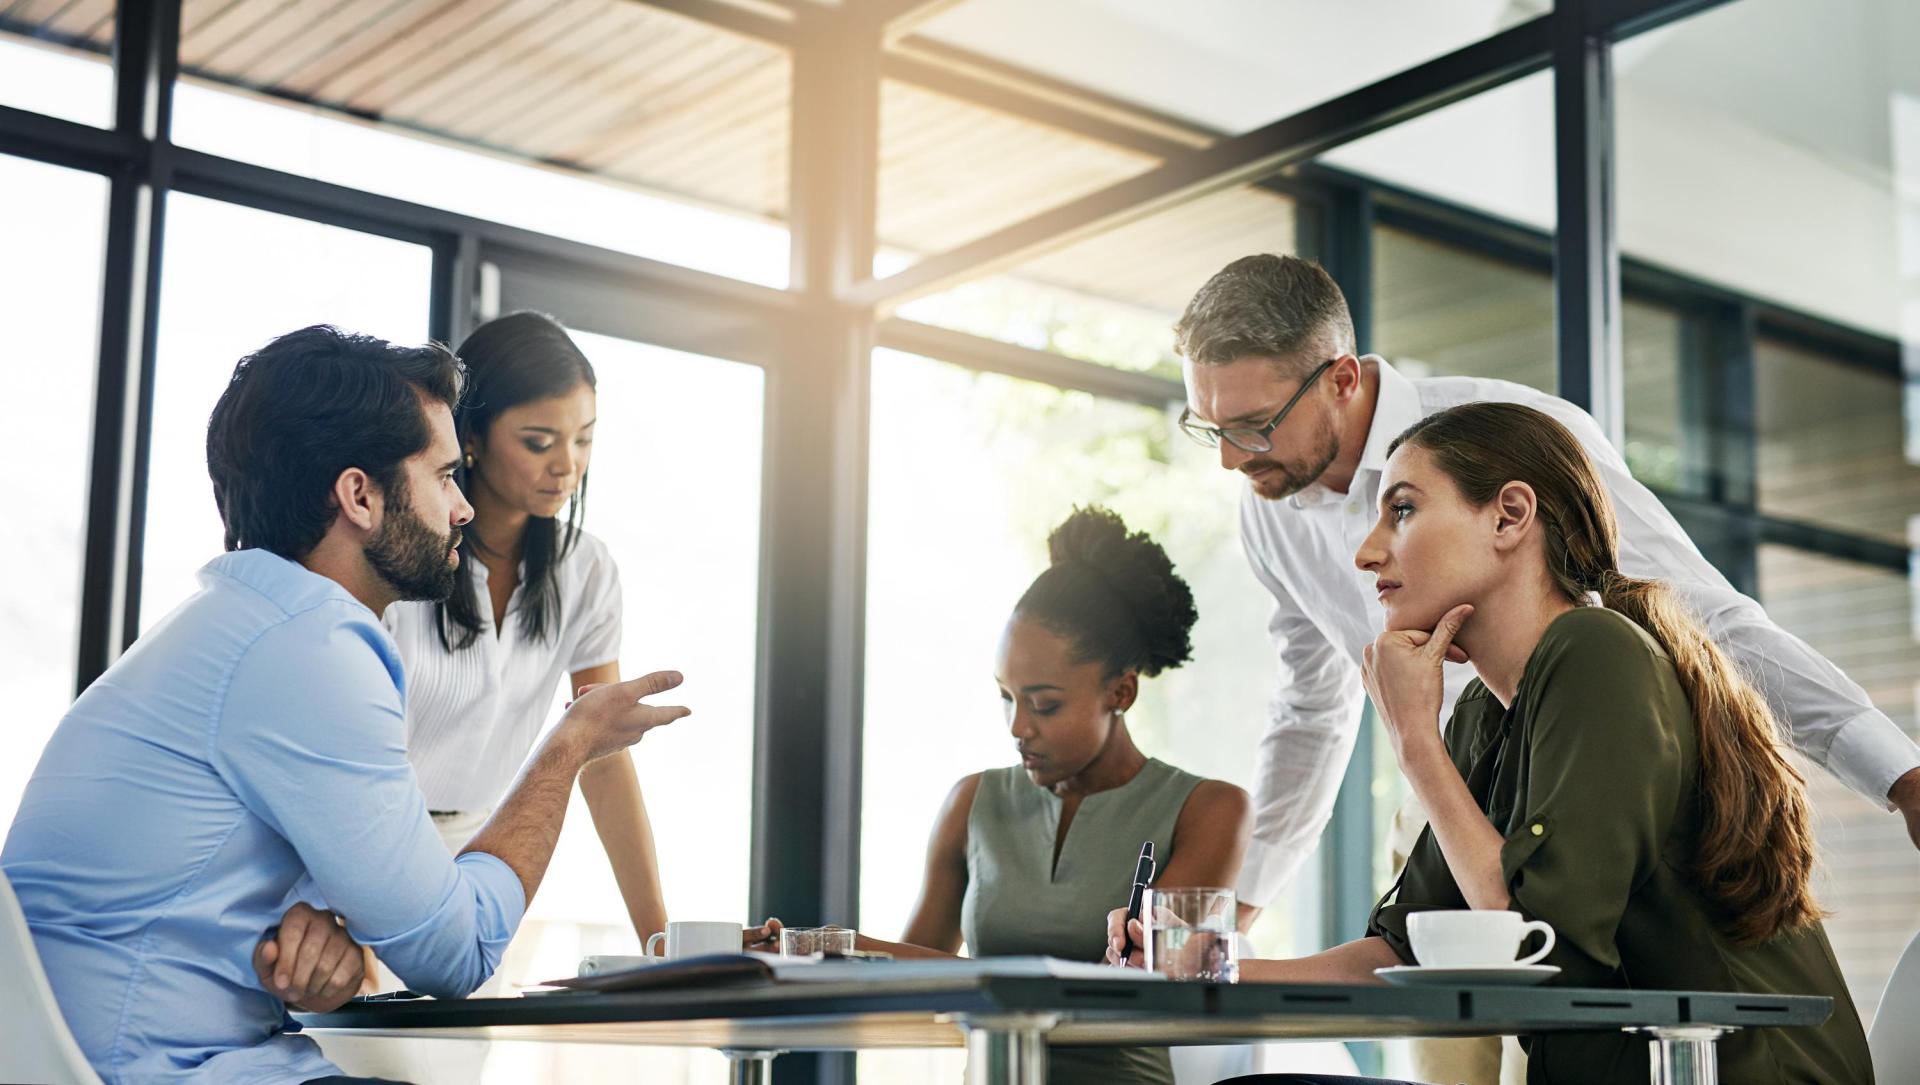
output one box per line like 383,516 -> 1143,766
206,324 -> 464,560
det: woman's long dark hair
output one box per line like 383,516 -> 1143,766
1391,402 -> 1822,946
437,312 -> 596,651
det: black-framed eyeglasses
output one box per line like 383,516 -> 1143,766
1177,360 -> 1337,453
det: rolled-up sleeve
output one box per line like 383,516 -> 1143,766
211,607 -> 526,998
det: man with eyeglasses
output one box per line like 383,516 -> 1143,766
1178,254 -> 1920,1085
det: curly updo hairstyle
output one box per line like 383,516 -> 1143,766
1013,507 -> 1198,678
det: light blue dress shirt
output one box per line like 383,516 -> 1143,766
2,549 -> 527,1085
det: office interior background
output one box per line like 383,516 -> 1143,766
3,0 -> 1918,1080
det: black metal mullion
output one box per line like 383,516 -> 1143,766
0,103 -> 133,171
112,0 -> 180,650
75,0 -> 179,688
873,319 -> 1180,408
1754,517 -> 1909,575
751,0 -> 879,946
1552,0 -> 1621,431
428,232 -> 479,347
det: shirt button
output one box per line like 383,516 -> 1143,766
1530,823 -> 1545,836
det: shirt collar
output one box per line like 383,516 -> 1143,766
1356,356 -> 1423,477
1286,356 -> 1420,510
200,548 -> 371,617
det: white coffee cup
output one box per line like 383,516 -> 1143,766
645,920 -> 742,959
1407,910 -> 1555,968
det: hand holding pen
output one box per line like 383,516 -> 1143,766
1105,840 -> 1154,969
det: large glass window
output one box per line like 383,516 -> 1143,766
860,349 -> 1280,1081
876,77 -> 1161,273
1620,299 -> 1690,494
141,195 -> 434,627
1370,224 -> 1554,391
510,331 -> 763,956
1758,544 -> 1920,1024
906,2 -> 1550,138
892,186 -> 1298,381
0,154 -> 108,824
473,333 -> 763,1085
1618,7 -> 1920,1030
0,4 -> 113,127
169,2 -> 790,286
1755,334 -> 1920,545
1327,70 -> 1554,231
1617,0 -> 1920,345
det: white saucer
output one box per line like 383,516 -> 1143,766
1375,964 -> 1560,987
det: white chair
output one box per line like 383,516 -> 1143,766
1871,929 -> 1920,1082
0,870 -> 103,1085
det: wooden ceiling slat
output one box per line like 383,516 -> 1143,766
45,0 -> 109,34
607,68 -> 787,180
182,0 -> 312,68
383,0 -> 606,125
340,0 -> 570,115
880,113 -> 1152,252
179,0 -> 244,45
424,1 -> 639,137
474,15 -> 691,152
241,0 -> 416,89
204,0 -> 389,78
76,6 -> 110,43
587,70 -> 786,202
564,43 -> 777,169
272,0 -> 455,97
495,24 -> 725,158
306,0 -> 518,106
7,0 -> 78,26
485,7 -> 755,153
602,65 -> 788,210
200,0 -> 350,73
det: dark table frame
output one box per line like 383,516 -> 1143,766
298,976 -> 1830,1084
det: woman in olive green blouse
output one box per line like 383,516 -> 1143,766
1109,402 -> 1871,1084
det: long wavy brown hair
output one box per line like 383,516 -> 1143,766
1391,402 -> 1822,946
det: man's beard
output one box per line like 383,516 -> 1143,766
1244,418 -> 1341,501
365,481 -> 460,602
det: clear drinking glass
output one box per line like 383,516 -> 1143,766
780,925 -> 855,958
1145,887 -> 1239,982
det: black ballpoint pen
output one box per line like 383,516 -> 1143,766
1118,840 -> 1155,964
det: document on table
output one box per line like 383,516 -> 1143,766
549,953 -> 1163,993
759,954 -> 1165,984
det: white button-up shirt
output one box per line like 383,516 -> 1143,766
1235,357 -> 1920,906
384,529 -> 623,812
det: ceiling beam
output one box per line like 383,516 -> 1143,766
876,318 -> 1182,408
880,36 -> 1210,159
845,15 -> 1555,311
861,0 -> 969,44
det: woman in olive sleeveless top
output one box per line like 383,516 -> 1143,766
852,507 -> 1252,1085
1114,405 -> 1870,1085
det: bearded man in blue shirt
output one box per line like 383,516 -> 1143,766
1,326 -> 689,1085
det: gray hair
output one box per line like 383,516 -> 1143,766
1172,254 -> 1356,376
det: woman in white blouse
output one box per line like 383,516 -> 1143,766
383,311 -> 667,942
